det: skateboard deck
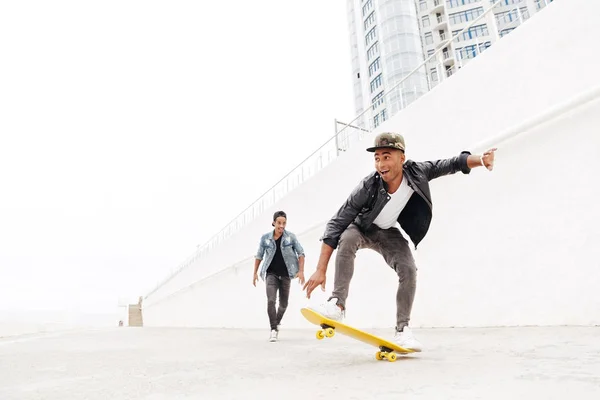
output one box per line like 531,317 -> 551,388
300,307 -> 415,362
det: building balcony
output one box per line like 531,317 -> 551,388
433,15 -> 448,31
442,51 -> 455,66
431,0 -> 445,13
437,31 -> 450,48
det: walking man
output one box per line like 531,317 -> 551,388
303,132 -> 497,351
254,211 -> 306,342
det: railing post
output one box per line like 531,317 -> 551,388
334,118 -> 340,156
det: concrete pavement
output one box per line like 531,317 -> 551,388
1,326 -> 599,399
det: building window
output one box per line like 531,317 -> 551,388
422,16 -> 430,27
456,41 -> 491,60
419,1 -> 427,11
452,24 -> 488,42
499,27 -> 515,37
446,0 -> 481,8
365,27 -> 377,46
368,57 -> 381,77
373,109 -> 387,128
362,0 -> 373,16
372,91 -> 384,110
364,12 -> 376,31
448,7 -> 484,24
424,32 -> 434,45
480,41 -> 491,52
370,74 -> 383,93
535,0 -> 552,10
457,45 -> 476,60
367,42 -> 379,60
496,8 -> 530,24
430,67 -> 439,82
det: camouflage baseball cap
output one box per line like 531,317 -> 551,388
366,132 -> 406,152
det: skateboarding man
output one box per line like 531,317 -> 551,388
303,132 -> 496,351
254,211 -> 306,342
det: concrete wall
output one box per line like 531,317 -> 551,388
143,0 -> 600,329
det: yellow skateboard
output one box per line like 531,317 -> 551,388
300,307 -> 415,362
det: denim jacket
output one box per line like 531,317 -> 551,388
255,230 -> 305,281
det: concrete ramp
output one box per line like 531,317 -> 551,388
143,0 -> 600,330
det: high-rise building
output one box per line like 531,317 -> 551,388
347,0 -> 430,131
344,0 -> 555,132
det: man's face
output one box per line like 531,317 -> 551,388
374,148 -> 405,183
274,217 -> 286,233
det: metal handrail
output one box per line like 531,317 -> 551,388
145,82 -> 600,307
144,0 -> 525,298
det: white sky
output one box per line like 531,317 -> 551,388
0,1 -> 354,317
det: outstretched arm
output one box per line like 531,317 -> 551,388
467,148 -> 497,171
423,148 -> 497,180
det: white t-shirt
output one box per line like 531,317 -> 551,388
372,177 -> 414,229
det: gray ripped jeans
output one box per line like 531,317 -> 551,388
266,273 -> 291,331
329,224 -> 417,332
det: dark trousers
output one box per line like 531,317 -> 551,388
266,273 -> 291,330
330,224 -> 417,332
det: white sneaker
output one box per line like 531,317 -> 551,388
269,329 -> 278,342
393,326 -> 422,352
309,298 -> 345,321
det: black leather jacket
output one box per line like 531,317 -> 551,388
321,151 -> 472,250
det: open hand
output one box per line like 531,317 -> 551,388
303,270 -> 326,299
296,272 -> 306,286
253,273 -> 258,287
481,148 -> 497,171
